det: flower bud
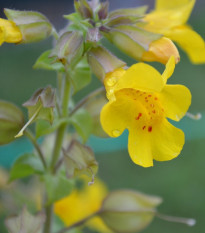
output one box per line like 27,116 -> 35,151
101,25 -> 161,61
142,37 -> 180,64
4,9 -> 52,43
74,0 -> 93,19
0,100 -> 24,145
87,46 -> 125,81
63,140 -> 98,183
99,190 -> 162,233
98,1 -> 109,20
51,31 -> 84,66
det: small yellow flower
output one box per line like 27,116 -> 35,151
144,0 -> 205,64
54,177 -> 112,233
0,18 -> 22,45
100,57 -> 191,167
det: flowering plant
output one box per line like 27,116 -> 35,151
0,0 -> 204,232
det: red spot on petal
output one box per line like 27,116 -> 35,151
145,100 -> 148,102
148,95 -> 152,97
142,126 -> 146,130
155,97 -> 158,100
150,104 -> 154,108
152,110 -> 156,114
148,126 -> 152,132
135,113 -> 142,120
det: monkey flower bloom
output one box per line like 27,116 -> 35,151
144,0 -> 205,64
100,57 -> 191,167
0,18 -> 22,45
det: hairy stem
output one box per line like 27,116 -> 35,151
24,129 -> 47,169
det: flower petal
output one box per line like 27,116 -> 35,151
114,63 -> 164,93
167,25 -> 205,64
128,130 -> 153,167
159,84 -> 191,121
162,56 -> 176,84
151,119 -> 185,161
0,18 -> 22,44
155,0 -> 195,24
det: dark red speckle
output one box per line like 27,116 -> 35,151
154,97 -> 158,100
136,113 -> 142,120
148,126 -> 152,132
142,126 -> 146,130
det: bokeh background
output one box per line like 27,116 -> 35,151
0,0 -> 205,233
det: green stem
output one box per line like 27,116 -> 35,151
57,212 -> 98,233
50,74 -> 71,171
43,205 -> 53,233
24,129 -> 47,169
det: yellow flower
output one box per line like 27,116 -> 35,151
144,0 -> 205,64
100,57 -> 191,167
54,177 -> 112,233
0,18 -> 22,45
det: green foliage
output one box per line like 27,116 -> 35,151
70,109 -> 93,142
9,153 -> 44,181
0,100 -> 24,145
71,57 -> 92,93
44,173 -> 74,205
33,50 -> 64,71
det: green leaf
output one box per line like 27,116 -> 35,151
70,109 -> 93,142
0,100 -> 24,145
9,153 -> 44,181
33,50 -> 65,71
5,207 -> 45,233
35,118 -> 69,138
44,173 -> 74,205
71,57 -> 92,93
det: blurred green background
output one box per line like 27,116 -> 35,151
0,0 -> 205,233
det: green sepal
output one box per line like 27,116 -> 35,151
0,100 -> 24,145
70,109 -> 92,143
4,8 -> 53,43
44,173 -> 74,205
70,57 -> 92,93
108,5 -> 148,18
9,153 -> 44,182
63,139 -> 98,180
33,50 -> 65,71
74,0 -> 93,19
99,190 -> 162,233
51,31 -> 84,67
5,207 -> 46,233
87,46 -> 126,81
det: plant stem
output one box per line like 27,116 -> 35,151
50,73 -> 71,171
24,129 -> 47,169
43,205 -> 53,233
57,212 -> 98,233
69,87 -> 105,116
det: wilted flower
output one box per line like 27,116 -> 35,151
0,18 -> 22,45
144,0 -> 205,64
100,57 -> 191,167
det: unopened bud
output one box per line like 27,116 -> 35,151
99,190 -> 162,233
87,46 -> 125,81
51,31 -> 84,66
4,9 -> 52,43
74,0 -> 93,19
142,37 -> 180,64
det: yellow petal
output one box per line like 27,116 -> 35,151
145,0 -> 195,33
114,63 -> 164,93
142,37 -> 180,65
0,27 -> 5,45
0,18 -> 22,44
166,25 -> 205,64
159,85 -> 191,121
162,56 -> 176,84
128,130 -> 153,167
151,119 -> 185,161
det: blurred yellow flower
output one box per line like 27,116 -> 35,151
144,0 -> 205,64
54,177 -> 112,233
100,56 -> 191,167
0,18 -> 22,45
